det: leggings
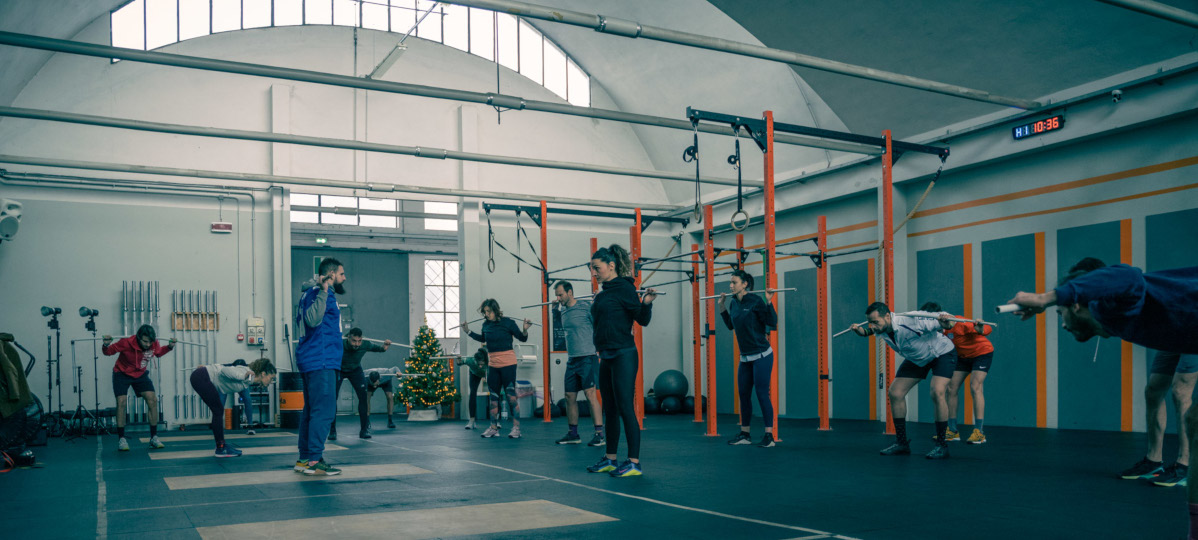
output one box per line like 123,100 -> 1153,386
189,368 -> 225,445
487,365 -> 518,424
598,347 -> 640,460
468,372 -> 483,419
738,352 -> 775,428
334,368 -> 370,431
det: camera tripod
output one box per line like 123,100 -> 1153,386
65,319 -> 107,440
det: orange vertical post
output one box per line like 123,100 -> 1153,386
732,233 -> 743,417
632,209 -> 644,428
881,130 -> 896,435
962,244 -> 974,425
704,204 -> 719,436
763,111 -> 780,440
1120,220 -> 1133,431
817,215 -> 830,431
868,258 -> 877,420
590,236 -> 601,414
590,238 -> 599,294
1035,232 -> 1047,428
691,243 -> 703,422
540,201 -> 552,422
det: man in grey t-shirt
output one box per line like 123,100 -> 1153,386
553,281 -> 605,447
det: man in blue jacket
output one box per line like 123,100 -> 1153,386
293,257 -> 347,477
1007,262 -> 1198,537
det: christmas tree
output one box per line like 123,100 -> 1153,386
396,322 -> 461,410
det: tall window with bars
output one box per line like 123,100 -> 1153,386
424,259 -> 459,339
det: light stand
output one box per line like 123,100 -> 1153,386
64,339 -> 95,441
41,307 -> 66,437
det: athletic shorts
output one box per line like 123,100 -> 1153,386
955,352 -> 994,373
895,351 -> 957,380
369,379 -> 394,392
564,355 -> 599,393
1150,351 -> 1198,375
113,371 -> 155,396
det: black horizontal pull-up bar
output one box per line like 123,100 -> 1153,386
546,261 -> 591,275
687,107 -> 950,159
483,203 -> 690,228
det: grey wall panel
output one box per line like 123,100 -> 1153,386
1146,208 -> 1198,434
783,268 -> 819,419
830,260 -> 870,420
980,234 -> 1038,427
914,245 -> 964,423
1057,221 -> 1122,431
714,279 -> 736,415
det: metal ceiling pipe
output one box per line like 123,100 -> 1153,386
438,0 -> 1042,110
0,106 -> 749,187
294,205 -> 457,219
1095,0 -> 1198,28
0,154 -> 681,212
0,30 -> 878,155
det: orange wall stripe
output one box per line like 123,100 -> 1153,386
868,258 -> 877,420
1120,219 -> 1134,432
909,183 -> 1198,238
911,155 -> 1198,220
1035,232 -> 1047,428
962,244 -> 974,425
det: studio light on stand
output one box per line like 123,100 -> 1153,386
40,306 -> 65,436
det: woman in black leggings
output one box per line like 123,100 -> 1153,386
586,244 -> 656,477
718,270 -> 778,448
189,358 -> 276,457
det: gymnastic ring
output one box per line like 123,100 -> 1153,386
487,258 -> 496,273
731,210 -> 750,231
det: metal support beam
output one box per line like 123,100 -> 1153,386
438,0 -> 1041,109
1095,0 -> 1198,28
0,31 -> 875,154
0,154 -> 679,211
482,202 -> 689,227
0,106 -> 744,187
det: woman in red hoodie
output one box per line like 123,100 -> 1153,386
103,324 -> 174,452
921,302 -> 993,445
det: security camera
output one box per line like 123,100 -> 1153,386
1111,89 -> 1123,103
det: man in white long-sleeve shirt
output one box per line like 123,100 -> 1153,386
852,302 -> 957,459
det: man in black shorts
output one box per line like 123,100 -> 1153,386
364,367 -> 400,429
553,281 -> 604,447
103,325 -> 174,452
852,302 -> 957,459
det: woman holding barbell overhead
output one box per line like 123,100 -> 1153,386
586,244 -> 657,478
718,270 -> 779,448
464,300 -> 531,439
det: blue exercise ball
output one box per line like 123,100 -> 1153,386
644,394 -> 661,414
653,369 -> 689,399
660,396 -> 682,415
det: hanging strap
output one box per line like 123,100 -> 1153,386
893,153 -> 949,234
683,120 -> 702,223
485,208 -> 545,273
729,126 -> 749,231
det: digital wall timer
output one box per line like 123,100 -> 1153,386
1012,115 -> 1064,140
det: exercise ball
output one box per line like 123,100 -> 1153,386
682,396 -> 695,413
660,396 -> 682,414
653,370 -> 689,398
644,394 -> 661,414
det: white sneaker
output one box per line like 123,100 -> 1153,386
508,426 -> 522,439
117,437 -> 130,451
464,419 -> 476,430
481,425 -> 500,438
148,435 -> 165,449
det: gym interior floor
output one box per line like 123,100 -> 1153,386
4,413 -> 1186,539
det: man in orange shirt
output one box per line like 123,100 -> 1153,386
921,302 -> 993,444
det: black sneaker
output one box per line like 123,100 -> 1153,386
1152,463 -> 1189,487
728,432 -> 752,445
587,432 -> 605,447
303,459 -> 342,476
359,429 -> 372,439
556,432 -> 582,445
387,419 -> 396,429
880,441 -> 911,455
757,433 -> 775,448
327,426 -> 337,441
925,444 -> 950,460
1120,457 -> 1165,480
